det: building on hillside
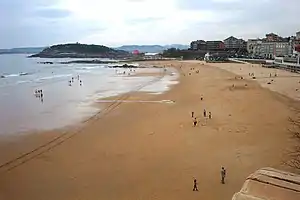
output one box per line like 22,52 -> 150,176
206,41 -> 225,51
224,36 -> 246,49
190,40 -> 207,51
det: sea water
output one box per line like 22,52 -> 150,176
0,54 -> 178,135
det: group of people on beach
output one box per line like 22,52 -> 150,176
115,68 -> 136,76
192,108 -> 212,127
269,73 -> 277,77
34,89 -> 44,103
69,75 -> 82,86
182,65 -> 227,191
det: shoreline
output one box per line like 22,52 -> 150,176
0,61 -> 299,200
0,64 -> 177,136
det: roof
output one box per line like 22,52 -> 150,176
206,41 -> 223,43
224,36 -> 238,41
266,33 -> 278,36
232,168 -> 300,200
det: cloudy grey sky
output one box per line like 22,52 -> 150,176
0,0 -> 299,48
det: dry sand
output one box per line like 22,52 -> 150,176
196,61 -> 300,101
0,61 -> 299,200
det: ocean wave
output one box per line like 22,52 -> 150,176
36,74 -> 72,81
16,80 -> 31,84
0,72 -> 32,78
75,66 -> 103,70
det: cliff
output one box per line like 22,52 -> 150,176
29,43 -> 131,59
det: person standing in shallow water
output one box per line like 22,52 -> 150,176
221,167 -> 226,184
193,178 -> 198,191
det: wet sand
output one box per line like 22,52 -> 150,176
0,61 -> 299,200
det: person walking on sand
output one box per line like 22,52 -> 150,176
193,118 -> 198,127
193,178 -> 198,191
208,112 -> 212,119
221,167 -> 226,184
191,111 -> 194,118
203,109 -> 207,118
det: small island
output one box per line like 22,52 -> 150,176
29,43 -> 132,59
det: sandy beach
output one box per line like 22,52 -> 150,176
0,60 -> 299,200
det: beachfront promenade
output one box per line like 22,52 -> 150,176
230,57 -> 300,72
0,60 -> 299,200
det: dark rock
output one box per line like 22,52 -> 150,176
38,61 -> 53,64
59,60 -> 117,64
108,64 -> 139,68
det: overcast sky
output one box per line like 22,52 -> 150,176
0,0 -> 299,48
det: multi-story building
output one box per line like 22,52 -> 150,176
239,39 -> 247,49
248,33 -> 298,58
296,31 -> 300,40
247,39 -> 263,56
206,41 -> 225,51
224,36 -> 246,49
260,42 -> 290,58
190,40 -> 206,51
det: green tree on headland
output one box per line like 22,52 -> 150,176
29,43 -> 130,58
43,43 -> 112,54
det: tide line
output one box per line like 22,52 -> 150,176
96,100 -> 175,104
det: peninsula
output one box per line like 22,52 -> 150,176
29,43 -> 132,59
